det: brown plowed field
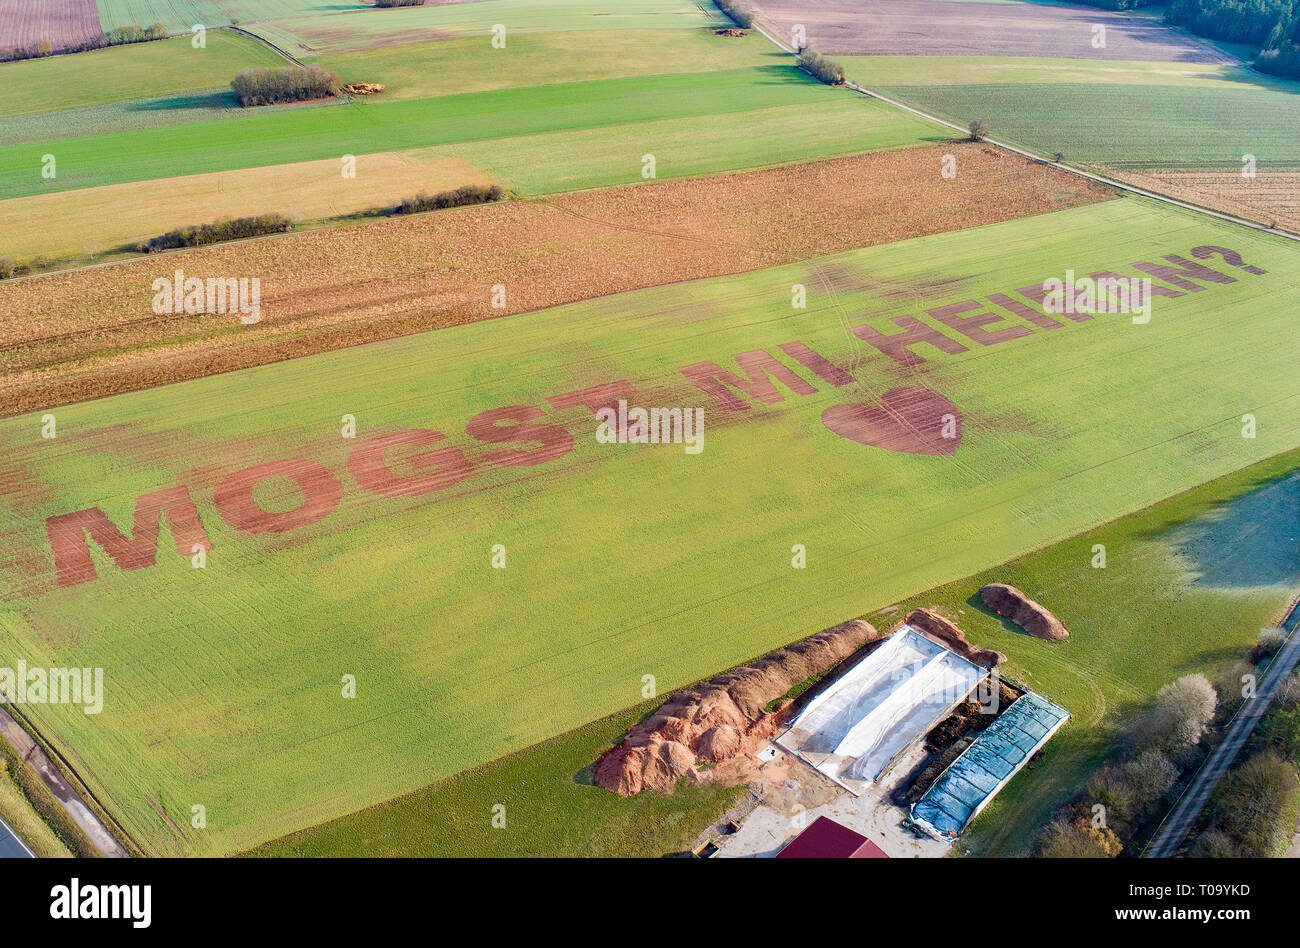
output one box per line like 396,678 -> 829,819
0,0 -> 100,51
751,0 -> 1234,62
0,142 -> 1113,416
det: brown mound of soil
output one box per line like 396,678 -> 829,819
906,608 -> 1006,668
979,584 -> 1069,641
592,619 -> 883,795
714,28 -> 747,36
697,725 -> 742,762
343,82 -> 386,95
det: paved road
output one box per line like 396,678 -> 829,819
0,817 -> 34,858
1145,595 -> 1300,857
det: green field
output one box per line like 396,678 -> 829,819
95,0 -> 369,35
248,0 -> 719,57
249,448 -> 1300,856
845,55 -> 1300,167
0,65 -> 935,199
0,31 -> 285,120
311,29 -> 777,102
2,198 -> 1298,856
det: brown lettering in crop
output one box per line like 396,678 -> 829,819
1016,283 -> 1094,321
465,406 -> 574,467
848,316 -> 969,366
988,293 -> 1061,330
46,486 -> 210,587
1132,254 -> 1234,292
680,350 -> 817,411
1090,270 -> 1181,299
778,341 -> 855,386
348,429 -> 475,498
214,459 -> 342,534
547,381 -> 636,416
926,300 -> 1034,346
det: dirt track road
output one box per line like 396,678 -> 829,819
1145,594 -> 1300,857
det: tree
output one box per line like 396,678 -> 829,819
968,118 -> 989,141
1154,673 -> 1218,749
1121,750 -> 1178,810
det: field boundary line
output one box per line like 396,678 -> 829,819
0,815 -> 35,858
747,19 -> 1300,244
223,25 -> 305,67
0,705 -> 132,857
1142,589 -> 1300,857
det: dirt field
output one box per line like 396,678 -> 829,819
0,142 -> 1112,415
751,0 -> 1234,62
0,150 -> 492,259
0,0 -> 100,51
1106,166 -> 1300,235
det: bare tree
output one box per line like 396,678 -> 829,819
968,118 -> 989,142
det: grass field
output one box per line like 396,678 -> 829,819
248,447 -> 1300,856
247,0 -> 719,57
0,31 -> 284,119
0,63 -> 936,198
95,0 -> 369,35
1,198 -> 1298,856
845,55 -> 1300,167
250,699 -> 748,857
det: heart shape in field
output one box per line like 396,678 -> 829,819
821,387 -> 961,455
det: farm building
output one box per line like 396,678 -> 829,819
775,816 -> 889,858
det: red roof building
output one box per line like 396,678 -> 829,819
775,816 -> 889,859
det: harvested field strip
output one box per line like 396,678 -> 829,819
0,0 -> 100,51
247,0 -> 719,58
2,199 -> 1298,854
0,143 -> 1112,414
0,150 -> 493,260
0,65 -> 906,198
1105,167 -> 1300,235
94,1 -> 370,35
0,31 -> 285,119
838,54 -> 1292,91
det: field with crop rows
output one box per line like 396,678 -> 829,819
247,0 -> 719,57
2,198 -> 1297,855
0,0 -> 101,51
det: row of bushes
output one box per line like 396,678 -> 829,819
715,0 -> 756,29
391,183 -> 505,215
231,65 -> 341,107
144,213 -> 293,252
0,22 -> 167,63
1038,673 -> 1220,857
797,49 -> 845,85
